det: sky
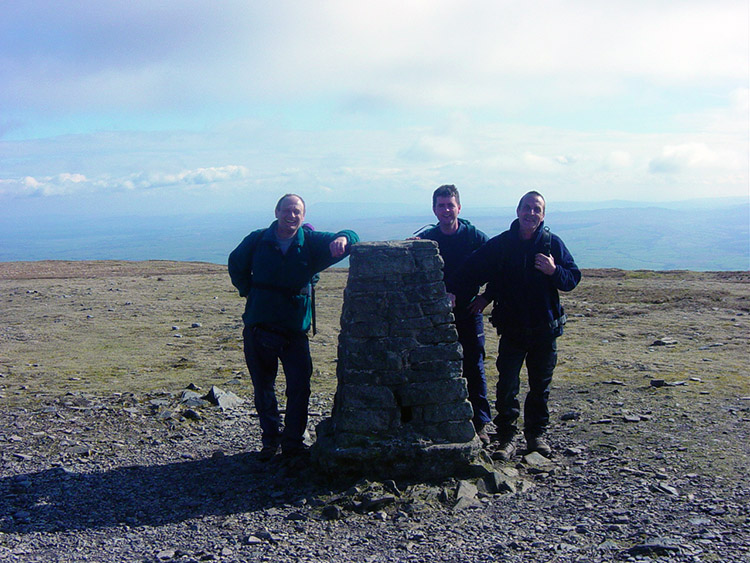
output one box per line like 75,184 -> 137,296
1,0 -> 748,220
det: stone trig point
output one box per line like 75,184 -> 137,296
312,240 -> 486,480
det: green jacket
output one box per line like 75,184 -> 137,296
228,221 -> 359,332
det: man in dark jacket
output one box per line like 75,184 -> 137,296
228,194 -> 359,461
416,184 -> 492,442
449,191 -> 580,460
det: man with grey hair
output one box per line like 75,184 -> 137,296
229,194 -> 359,461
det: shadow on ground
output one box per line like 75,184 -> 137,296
1,452 -> 323,534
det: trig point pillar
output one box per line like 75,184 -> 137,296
312,240 -> 484,480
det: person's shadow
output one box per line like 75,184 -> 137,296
1,452 -> 324,534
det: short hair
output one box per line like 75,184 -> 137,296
517,191 -> 545,212
432,184 -> 460,208
275,193 -> 306,212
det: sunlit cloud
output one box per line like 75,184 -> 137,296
649,143 -> 733,174
0,166 -> 250,198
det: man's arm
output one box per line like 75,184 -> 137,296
547,236 -> 581,291
446,235 -> 501,305
309,229 -> 360,271
227,230 -> 262,297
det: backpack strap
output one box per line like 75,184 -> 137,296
541,226 -> 552,256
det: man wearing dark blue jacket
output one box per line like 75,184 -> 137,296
228,194 -> 359,461
417,185 -> 492,442
450,191 -> 581,460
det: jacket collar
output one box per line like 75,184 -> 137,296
264,220 -> 305,246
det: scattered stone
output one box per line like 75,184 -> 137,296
203,386 -> 244,410
650,379 -> 666,387
560,411 -> 580,421
626,540 -> 682,556
182,409 -> 201,421
651,482 -> 679,496
522,451 -> 554,473
322,505 -> 343,520
456,480 -> 478,501
698,343 -> 725,350
191,322 -> 202,328
651,337 -> 677,346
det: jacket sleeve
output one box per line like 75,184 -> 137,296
550,236 -> 582,292
227,231 -> 262,297
308,229 -> 360,273
446,235 -> 501,302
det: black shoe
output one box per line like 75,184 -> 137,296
258,444 -> 279,461
526,435 -> 552,457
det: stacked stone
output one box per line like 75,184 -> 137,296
313,240 -> 485,480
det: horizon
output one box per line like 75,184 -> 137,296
2,197 -> 748,271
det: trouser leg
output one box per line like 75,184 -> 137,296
243,325 -> 282,448
279,333 -> 313,452
523,336 -> 557,439
494,335 -> 526,439
456,313 -> 491,430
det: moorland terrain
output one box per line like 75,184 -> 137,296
0,261 -> 748,562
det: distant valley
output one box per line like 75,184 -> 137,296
2,198 -> 748,271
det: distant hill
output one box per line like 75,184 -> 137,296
1,199 -> 748,271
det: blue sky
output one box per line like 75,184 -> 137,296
1,0 -> 748,219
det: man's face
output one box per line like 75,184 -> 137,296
275,196 -> 305,238
517,194 -> 545,233
433,196 -> 461,228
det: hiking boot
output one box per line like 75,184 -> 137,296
490,440 -> 516,462
476,425 -> 491,446
258,444 -> 279,461
526,435 -> 552,457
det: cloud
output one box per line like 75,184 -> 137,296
522,152 -> 575,173
1,1 -> 747,121
604,151 -> 634,170
0,165 -> 249,197
648,143 -> 732,174
399,135 -> 466,161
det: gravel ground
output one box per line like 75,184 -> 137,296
1,263 -> 748,562
1,385 -> 748,563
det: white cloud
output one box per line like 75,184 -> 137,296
0,166 -> 250,198
604,151 -> 634,170
399,135 -> 466,161
1,1 -> 747,118
648,143 -> 735,174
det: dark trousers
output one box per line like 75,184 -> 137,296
494,333 -> 557,439
243,325 -> 312,452
455,312 -> 492,430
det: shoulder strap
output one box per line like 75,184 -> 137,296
541,226 -> 551,256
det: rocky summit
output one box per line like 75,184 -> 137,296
0,261 -> 748,562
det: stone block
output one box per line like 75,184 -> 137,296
420,420 -> 477,444
396,379 -> 469,407
338,384 -> 397,410
409,344 -> 463,363
416,324 -> 458,344
406,362 -> 462,382
418,400 -> 474,424
421,298 -> 453,316
335,407 -> 398,434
